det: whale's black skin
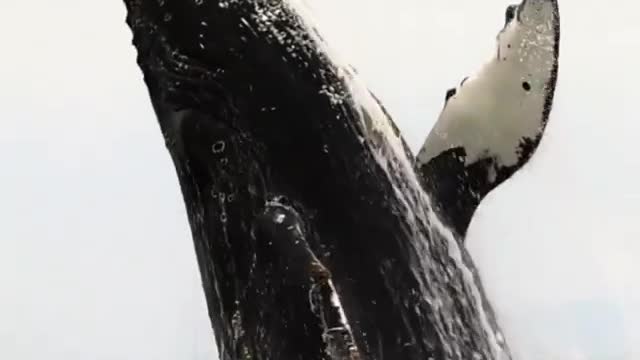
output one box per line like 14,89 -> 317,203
416,0 -> 560,239
123,0 -> 509,359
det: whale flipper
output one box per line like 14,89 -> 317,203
416,0 -> 560,238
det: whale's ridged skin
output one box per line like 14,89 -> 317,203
123,0 -> 515,359
417,0 -> 560,238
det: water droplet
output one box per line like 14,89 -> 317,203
163,13 -> 172,22
212,140 -> 226,154
220,158 -> 229,165
194,0 -> 203,5
232,310 -> 244,339
220,213 -> 228,223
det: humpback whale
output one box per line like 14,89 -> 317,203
416,0 -> 560,238
120,0 -> 563,358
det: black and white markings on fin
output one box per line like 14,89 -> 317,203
504,5 -> 517,25
445,88 -> 457,102
416,0 -> 560,237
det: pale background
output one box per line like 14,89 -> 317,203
1,1 -> 638,359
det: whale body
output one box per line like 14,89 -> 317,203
120,0 -> 562,358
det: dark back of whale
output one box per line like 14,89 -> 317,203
123,0 -> 507,359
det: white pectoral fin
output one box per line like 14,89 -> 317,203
417,0 -> 560,238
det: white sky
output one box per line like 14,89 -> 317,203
1,1 -> 639,359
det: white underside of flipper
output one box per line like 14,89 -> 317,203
417,0 -> 559,168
